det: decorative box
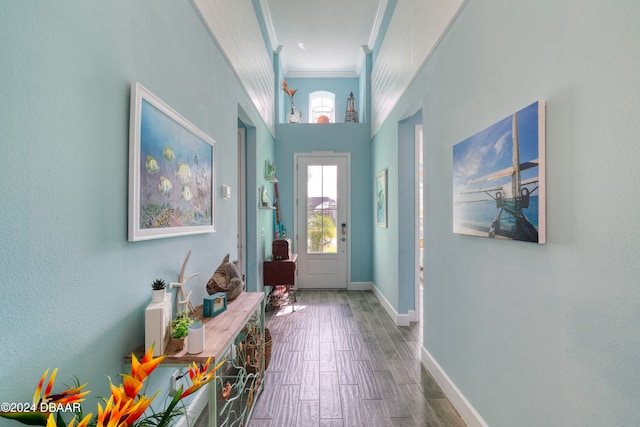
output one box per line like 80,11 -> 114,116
272,238 -> 291,260
204,292 -> 227,317
145,293 -> 172,357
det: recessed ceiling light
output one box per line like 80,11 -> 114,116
297,42 -> 306,50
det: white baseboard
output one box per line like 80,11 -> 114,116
349,281 -> 373,291
396,313 -> 411,327
371,283 -> 411,326
421,347 -> 489,427
174,383 -> 209,427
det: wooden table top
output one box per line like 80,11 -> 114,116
124,292 -> 264,366
265,253 -> 297,263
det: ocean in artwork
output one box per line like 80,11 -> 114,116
139,99 -> 213,229
452,101 -> 544,242
453,196 -> 539,236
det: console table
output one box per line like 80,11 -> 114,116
125,292 -> 265,427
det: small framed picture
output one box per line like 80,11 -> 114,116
204,292 -> 227,317
375,169 -> 388,228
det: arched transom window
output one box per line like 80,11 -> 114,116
309,91 -> 335,123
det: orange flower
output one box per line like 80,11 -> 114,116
106,367 -> 160,425
109,376 -> 143,406
281,80 -> 297,102
45,413 -> 93,427
68,414 -> 93,427
121,374 -> 144,401
4,348 -> 225,427
98,347 -> 164,427
96,394 -> 154,427
45,414 -> 56,427
130,344 -> 165,382
180,358 -> 225,399
1,369 -> 89,426
119,394 -> 156,426
96,396 -> 131,427
33,368 -> 90,406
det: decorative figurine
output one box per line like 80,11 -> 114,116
170,250 -> 200,314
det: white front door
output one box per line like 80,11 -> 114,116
295,153 -> 349,289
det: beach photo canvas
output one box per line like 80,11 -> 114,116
453,101 -> 545,243
128,82 -> 215,241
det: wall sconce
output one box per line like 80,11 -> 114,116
221,185 -> 231,199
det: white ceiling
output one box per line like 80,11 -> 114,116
192,0 -> 464,132
259,0 -> 388,78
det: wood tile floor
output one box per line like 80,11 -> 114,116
197,290 -> 466,427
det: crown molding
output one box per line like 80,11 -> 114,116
284,70 -> 359,79
367,0 -> 388,50
258,0 -> 278,52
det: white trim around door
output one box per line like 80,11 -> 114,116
294,152 -> 351,289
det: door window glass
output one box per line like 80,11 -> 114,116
307,165 -> 337,253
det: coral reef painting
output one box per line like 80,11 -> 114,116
129,82 -> 215,241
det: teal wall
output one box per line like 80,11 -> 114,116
239,115 -> 276,293
373,0 -> 640,425
397,110 -> 422,315
372,108 -> 422,315
282,78 -> 360,123
274,123 -> 372,283
358,52 -> 372,124
0,0 -> 274,414
372,120 -> 399,309
2,1 -> 639,425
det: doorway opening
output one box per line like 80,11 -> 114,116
415,124 -> 424,335
237,126 -> 247,277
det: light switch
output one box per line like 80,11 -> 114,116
222,185 -> 231,199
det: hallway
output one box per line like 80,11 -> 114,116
244,290 -> 466,426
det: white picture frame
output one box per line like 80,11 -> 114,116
128,82 -> 216,241
376,169 -> 388,228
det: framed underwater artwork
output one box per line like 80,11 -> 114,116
128,82 -> 216,241
452,101 -> 546,243
376,168 -> 388,228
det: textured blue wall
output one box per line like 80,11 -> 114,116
372,121 -> 399,308
373,1 -> 640,425
274,123 -> 372,283
0,0 -> 274,413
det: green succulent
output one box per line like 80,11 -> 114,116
152,279 -> 166,290
171,310 -> 194,339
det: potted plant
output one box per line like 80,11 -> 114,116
151,278 -> 166,303
166,310 -> 193,352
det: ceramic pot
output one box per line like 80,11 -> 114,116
152,288 -> 165,303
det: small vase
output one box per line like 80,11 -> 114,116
288,103 -> 302,123
187,322 -> 205,354
152,288 -> 165,303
